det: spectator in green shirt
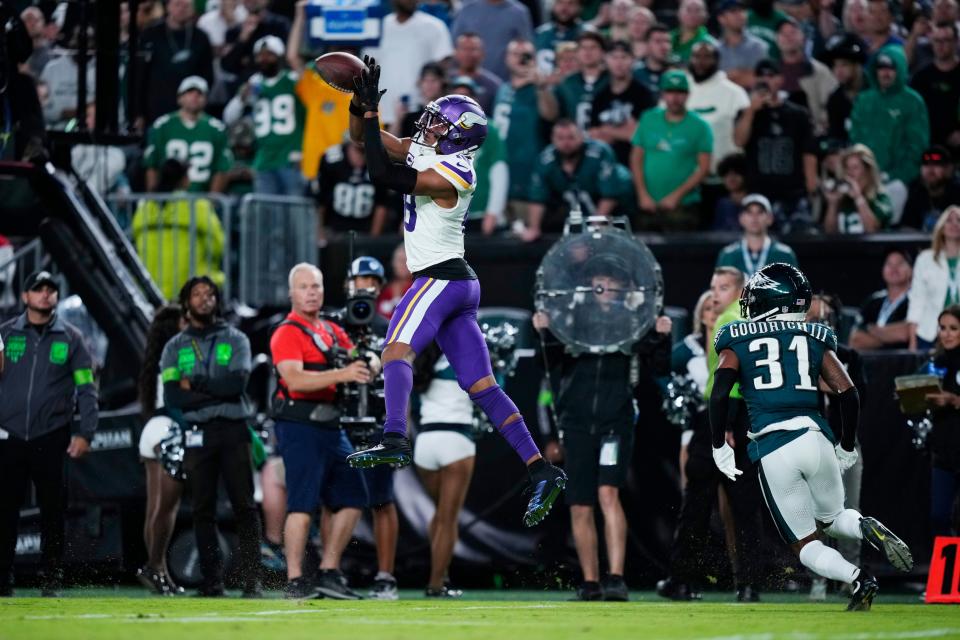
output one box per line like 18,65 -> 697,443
630,70 -> 713,231
671,0 -> 718,63
715,193 -> 799,277
823,143 -> 895,233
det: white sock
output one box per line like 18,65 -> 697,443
375,571 -> 394,581
799,540 -> 860,584
823,509 -> 863,540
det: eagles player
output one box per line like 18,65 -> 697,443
710,263 -> 913,611
344,57 -> 567,527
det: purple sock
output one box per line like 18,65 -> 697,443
499,417 -> 541,464
470,385 -> 541,463
383,360 -> 413,437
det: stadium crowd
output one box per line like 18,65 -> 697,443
10,0 -> 960,238
3,0 -> 960,605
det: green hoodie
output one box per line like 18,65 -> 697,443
849,45 -> 930,185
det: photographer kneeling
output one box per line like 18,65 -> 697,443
271,263 -> 372,600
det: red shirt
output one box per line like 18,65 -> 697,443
270,311 -> 354,403
376,279 -> 413,320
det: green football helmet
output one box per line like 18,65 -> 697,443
739,262 -> 813,322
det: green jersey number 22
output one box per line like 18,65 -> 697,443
749,336 -> 818,391
165,140 -> 214,183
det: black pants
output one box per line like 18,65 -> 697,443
670,404 -> 764,588
183,420 -> 262,590
0,427 -> 71,588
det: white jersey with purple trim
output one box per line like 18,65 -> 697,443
402,141 -> 477,272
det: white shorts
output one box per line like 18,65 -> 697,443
757,430 -> 845,543
413,430 -> 476,471
138,415 -> 177,460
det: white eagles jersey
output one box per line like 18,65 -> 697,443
402,142 -> 477,273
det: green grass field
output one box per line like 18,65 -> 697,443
1,590 -> 958,640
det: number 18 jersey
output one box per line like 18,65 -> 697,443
402,142 -> 477,273
714,320 -> 838,461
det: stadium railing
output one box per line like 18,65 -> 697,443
107,193 -> 316,308
235,193 -> 317,308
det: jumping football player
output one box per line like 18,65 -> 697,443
344,57 -> 567,527
710,262 -> 913,611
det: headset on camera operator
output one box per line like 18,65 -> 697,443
330,256 -> 400,600
270,262 -> 372,600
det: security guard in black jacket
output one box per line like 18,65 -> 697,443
534,284 -> 672,602
0,271 -> 98,597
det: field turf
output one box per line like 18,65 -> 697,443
1,589 -> 958,640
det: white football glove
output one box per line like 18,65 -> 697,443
712,443 -> 742,482
835,444 -> 858,473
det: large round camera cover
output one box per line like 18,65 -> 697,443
536,227 -> 663,355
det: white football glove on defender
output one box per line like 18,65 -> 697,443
835,444 -> 858,473
712,444 -> 742,482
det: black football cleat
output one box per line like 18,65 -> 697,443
425,585 -> 463,598
860,516 -> 914,572
656,577 -> 702,601
846,571 -> 879,611
346,434 -> 412,469
523,462 -> 567,527
136,565 -> 176,596
571,581 -> 603,601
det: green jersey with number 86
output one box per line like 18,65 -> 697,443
714,319 -> 838,461
251,71 -> 306,171
144,112 -> 233,192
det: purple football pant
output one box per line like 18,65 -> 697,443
385,277 -> 493,388
382,277 -> 540,463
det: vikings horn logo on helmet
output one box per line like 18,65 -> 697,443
456,112 -> 488,130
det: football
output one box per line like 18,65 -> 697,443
313,51 -> 367,93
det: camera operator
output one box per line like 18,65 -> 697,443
340,257 -> 399,600
533,255 -> 672,601
160,276 -> 261,598
270,263 -> 371,600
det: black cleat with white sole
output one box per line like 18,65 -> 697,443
860,516 -> 914,572
523,461 -> 567,527
346,434 -> 412,469
846,571 -> 879,611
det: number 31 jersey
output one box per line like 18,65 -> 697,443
402,142 -> 477,273
714,320 -> 838,461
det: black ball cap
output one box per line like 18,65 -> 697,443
24,270 -> 59,293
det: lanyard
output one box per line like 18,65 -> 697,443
740,236 -> 771,278
876,291 -> 906,327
